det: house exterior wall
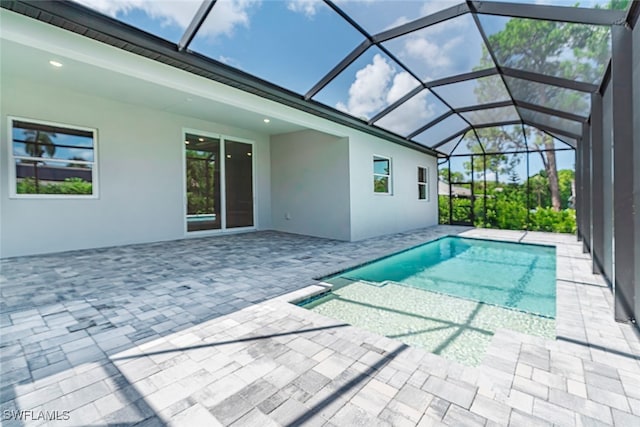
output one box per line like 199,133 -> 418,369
0,77 -> 272,258
348,133 -> 439,241
270,130 -> 350,241
0,8 -> 441,257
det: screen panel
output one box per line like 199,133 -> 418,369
413,114 -> 468,147
382,13 -> 492,83
189,0 -> 364,95
460,105 -> 519,125
374,89 -> 450,137
313,46 -> 421,120
431,75 -> 511,109
504,76 -> 591,117
478,14 -> 611,84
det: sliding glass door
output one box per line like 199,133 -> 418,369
185,133 -> 221,232
185,132 -> 254,233
225,140 -> 254,228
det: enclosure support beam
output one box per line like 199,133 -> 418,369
526,151 -> 530,226
582,124 -> 591,255
306,40 -> 371,100
373,3 -> 470,43
611,25 -> 636,323
522,120 -> 581,141
448,160 -> 453,225
483,154 -> 487,225
575,129 -> 583,243
178,0 -> 216,51
502,67 -> 598,93
469,1 -> 626,26
633,1 -> 640,331
590,93 -> 604,275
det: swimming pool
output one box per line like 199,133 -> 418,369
335,236 -> 555,317
299,236 -> 556,366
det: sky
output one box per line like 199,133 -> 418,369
69,0 -> 605,168
12,128 -> 94,163
446,147 -> 575,184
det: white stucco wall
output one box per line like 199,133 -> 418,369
348,134 -> 439,241
270,130 -> 350,241
0,8 -> 441,257
0,77 -> 272,258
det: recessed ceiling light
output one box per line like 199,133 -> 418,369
247,152 -> 252,156
184,140 -> 190,144
49,60 -> 63,68
198,137 -> 204,142
227,154 -> 232,158
263,118 -> 270,123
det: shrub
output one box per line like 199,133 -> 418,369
17,177 -> 92,195
529,208 -> 576,233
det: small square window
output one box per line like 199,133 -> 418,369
10,118 -> 97,198
373,155 -> 391,194
418,166 -> 429,201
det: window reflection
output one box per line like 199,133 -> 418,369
12,120 -> 96,196
185,134 -> 221,231
225,140 -> 254,228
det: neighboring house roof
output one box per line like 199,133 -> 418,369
438,181 -> 471,197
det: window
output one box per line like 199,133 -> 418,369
418,166 -> 429,201
9,118 -> 97,197
373,155 -> 391,194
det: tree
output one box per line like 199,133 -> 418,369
474,0 -> 626,210
460,127 -> 526,184
186,149 -> 217,215
525,128 -> 562,210
558,169 -> 575,209
438,167 -> 464,183
529,173 -> 549,208
23,129 -> 56,193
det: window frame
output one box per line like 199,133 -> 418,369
418,166 -> 429,201
373,154 -> 392,195
8,116 -> 99,199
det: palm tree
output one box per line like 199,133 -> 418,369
22,130 -> 56,192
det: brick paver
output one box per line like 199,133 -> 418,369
1,227 -> 639,426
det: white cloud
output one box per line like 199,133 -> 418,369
376,90 -> 437,136
404,37 -> 451,70
418,2 -> 466,35
336,55 -> 435,135
336,54 -> 395,119
73,0 -> 258,38
386,71 -> 417,104
287,0 -> 322,18
384,16 -> 410,32
399,28 -> 466,81
217,55 -> 241,68
420,1 -> 462,17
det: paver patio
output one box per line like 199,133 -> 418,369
1,226 -> 639,426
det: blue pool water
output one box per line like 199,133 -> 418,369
332,236 -> 556,318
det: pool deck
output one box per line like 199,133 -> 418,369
1,226 -> 639,426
